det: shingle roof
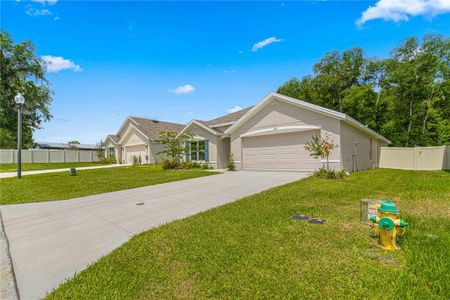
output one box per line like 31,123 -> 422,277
107,134 -> 120,143
129,117 -> 185,140
202,106 -> 253,127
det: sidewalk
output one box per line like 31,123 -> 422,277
0,164 -> 127,179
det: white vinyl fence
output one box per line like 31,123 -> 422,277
379,146 -> 449,170
0,149 -> 100,164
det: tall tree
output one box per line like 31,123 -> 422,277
277,35 -> 450,147
0,31 -> 53,148
382,35 -> 450,146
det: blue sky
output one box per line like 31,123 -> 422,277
2,0 -> 450,144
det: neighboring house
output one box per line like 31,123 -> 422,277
106,92 -> 390,171
34,142 -> 97,151
104,117 -> 185,164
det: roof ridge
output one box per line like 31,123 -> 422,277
129,116 -> 185,126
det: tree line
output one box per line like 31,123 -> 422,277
277,35 -> 449,147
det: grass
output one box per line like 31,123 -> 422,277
45,169 -> 450,299
0,165 -> 217,205
0,162 -> 110,173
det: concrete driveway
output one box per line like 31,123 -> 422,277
0,171 -> 309,299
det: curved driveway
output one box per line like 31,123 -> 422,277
0,171 -> 309,299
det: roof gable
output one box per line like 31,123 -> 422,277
178,120 -> 221,137
224,92 -> 390,143
111,117 -> 185,143
201,106 -> 253,127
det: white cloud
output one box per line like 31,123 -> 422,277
251,37 -> 283,52
170,84 -> 195,95
41,55 -> 82,73
32,0 -> 58,5
356,0 -> 450,26
227,106 -> 243,113
26,7 -> 52,16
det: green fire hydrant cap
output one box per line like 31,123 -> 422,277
378,199 -> 400,213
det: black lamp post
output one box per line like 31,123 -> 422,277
14,93 -> 25,179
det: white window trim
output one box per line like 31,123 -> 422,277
188,140 -> 207,162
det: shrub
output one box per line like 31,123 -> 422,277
227,154 -> 236,171
164,160 -> 212,170
181,161 -> 194,169
162,160 -> 180,170
98,157 -> 116,164
132,155 -> 142,166
313,168 -> 348,180
201,163 -> 212,170
335,170 -> 348,180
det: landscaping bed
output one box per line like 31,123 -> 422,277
45,169 -> 450,299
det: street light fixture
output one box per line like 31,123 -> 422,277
14,93 -> 25,179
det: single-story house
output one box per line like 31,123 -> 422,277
105,92 -> 390,171
104,117 -> 185,164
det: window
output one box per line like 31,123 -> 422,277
107,147 -> 115,158
188,140 -> 207,162
369,139 -> 373,160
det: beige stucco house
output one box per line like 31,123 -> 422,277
106,92 -> 390,171
104,117 -> 184,165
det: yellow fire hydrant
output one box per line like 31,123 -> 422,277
370,199 -> 408,251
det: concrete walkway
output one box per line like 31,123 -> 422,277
0,164 -> 126,178
0,171 -> 309,299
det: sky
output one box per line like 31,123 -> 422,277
2,0 -> 450,144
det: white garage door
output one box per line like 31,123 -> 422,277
126,145 -> 147,164
242,131 -> 321,172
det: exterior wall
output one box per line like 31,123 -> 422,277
149,142 -> 167,164
230,100 -> 342,170
379,146 -> 448,170
217,137 -> 230,169
339,122 -> 382,172
183,124 -> 219,169
104,140 -> 121,163
120,126 -> 150,164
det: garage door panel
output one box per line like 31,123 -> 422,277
242,131 -> 321,171
126,145 -> 147,164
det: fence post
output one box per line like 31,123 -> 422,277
62,150 -> 65,162
413,147 -> 418,170
77,150 -> 80,162
12,149 -> 16,163
47,150 -> 50,163
90,150 -> 93,162
30,149 -> 33,163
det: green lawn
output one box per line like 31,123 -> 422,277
45,169 -> 450,299
0,162 -> 110,173
0,165 -> 218,205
